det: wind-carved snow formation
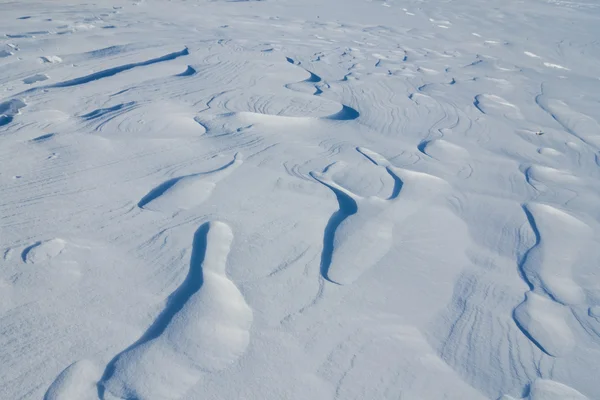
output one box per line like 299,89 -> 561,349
100,221 -> 253,400
1,0 -> 600,399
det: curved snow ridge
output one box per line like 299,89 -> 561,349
283,56 -> 323,94
419,139 -> 472,178
218,93 -> 359,121
357,146 -> 451,199
325,104 -> 360,121
49,48 -> 190,88
501,378 -> 589,400
521,203 -> 591,306
310,147 -> 449,285
176,65 -> 197,77
421,139 -> 469,160
44,360 -> 101,400
513,292 -> 576,357
474,94 -> 523,120
83,101 -> 207,138
138,153 -> 242,212
525,165 -> 580,188
101,221 -> 253,400
0,47 -> 189,127
204,54 -> 359,123
513,204 -> 591,357
22,238 -> 67,264
202,104 -> 359,134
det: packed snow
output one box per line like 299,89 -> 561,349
1,0 -> 600,399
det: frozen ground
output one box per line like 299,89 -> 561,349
1,0 -> 600,399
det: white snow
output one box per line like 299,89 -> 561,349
45,360 -> 102,400
1,0 -> 600,399
102,221 -> 252,400
501,378 -> 589,400
514,292 -> 576,357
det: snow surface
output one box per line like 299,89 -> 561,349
1,0 -> 600,399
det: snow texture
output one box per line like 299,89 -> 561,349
1,0 -> 600,399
